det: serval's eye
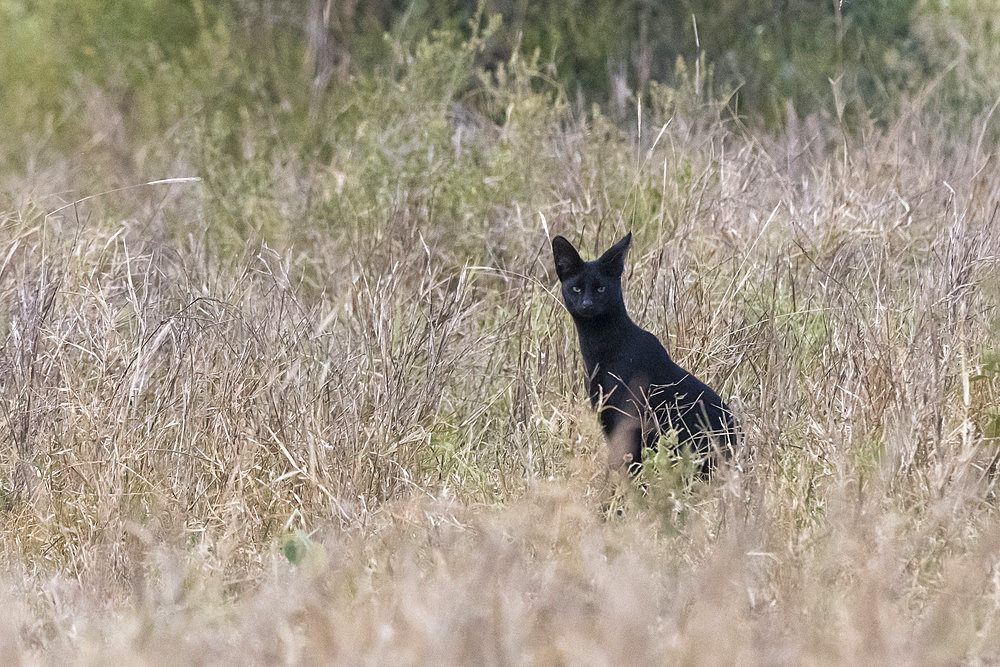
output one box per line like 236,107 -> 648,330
596,286 -> 606,293
571,286 -> 582,293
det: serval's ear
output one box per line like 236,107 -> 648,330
552,236 -> 584,281
598,232 -> 632,277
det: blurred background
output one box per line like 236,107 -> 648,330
3,0 -> 998,180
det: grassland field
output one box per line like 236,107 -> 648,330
3,16 -> 1000,663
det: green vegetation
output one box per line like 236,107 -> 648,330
2,1 -> 1000,661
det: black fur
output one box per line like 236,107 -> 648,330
552,232 -> 738,473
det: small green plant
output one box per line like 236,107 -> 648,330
282,530 -> 327,575
639,430 -> 708,485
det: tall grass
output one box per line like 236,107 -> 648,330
3,26 -> 1000,662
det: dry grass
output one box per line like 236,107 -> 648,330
2,81 -> 1000,663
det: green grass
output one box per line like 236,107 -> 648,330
3,15 -> 1000,663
